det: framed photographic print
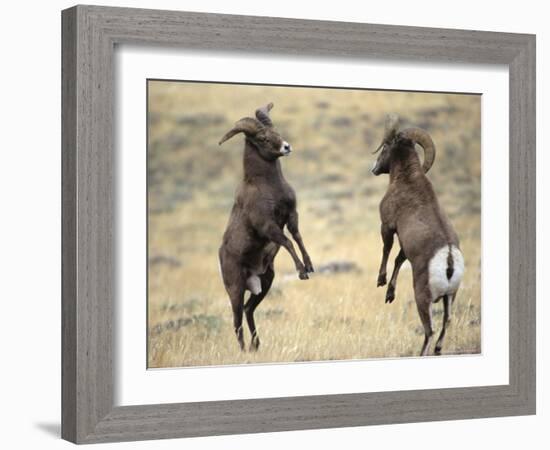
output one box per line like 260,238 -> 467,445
62,5 -> 536,444
146,81 -> 482,368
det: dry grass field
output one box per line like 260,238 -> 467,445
147,81 -> 481,368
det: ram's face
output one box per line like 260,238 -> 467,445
372,113 -> 401,176
371,142 -> 391,175
251,128 -> 292,160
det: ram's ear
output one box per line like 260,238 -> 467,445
219,118 -> 262,145
255,102 -> 274,127
395,132 -> 410,145
373,113 -> 399,153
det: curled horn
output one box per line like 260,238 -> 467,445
219,118 -> 262,145
255,102 -> 274,127
373,113 -> 400,154
399,127 -> 436,173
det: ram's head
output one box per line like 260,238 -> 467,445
371,113 -> 436,175
219,103 -> 292,160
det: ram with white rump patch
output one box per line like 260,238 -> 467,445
371,113 -> 465,356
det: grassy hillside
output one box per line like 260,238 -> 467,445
147,81 -> 481,368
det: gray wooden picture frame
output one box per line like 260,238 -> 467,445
61,4 -> 536,444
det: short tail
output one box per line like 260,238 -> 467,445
446,244 -> 454,280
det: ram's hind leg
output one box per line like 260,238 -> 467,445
219,250 -> 247,351
435,292 -> 455,355
226,285 -> 246,351
415,285 -> 434,356
244,266 -> 275,351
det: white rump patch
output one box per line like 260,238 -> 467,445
428,245 -> 465,301
246,275 -> 262,295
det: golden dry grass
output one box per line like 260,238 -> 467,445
147,81 -> 481,368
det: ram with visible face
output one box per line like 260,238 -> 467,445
371,114 -> 465,356
218,103 -> 314,351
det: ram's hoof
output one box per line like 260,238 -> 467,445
250,336 -> 260,352
377,274 -> 387,287
299,272 -> 309,280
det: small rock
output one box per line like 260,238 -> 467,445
316,261 -> 361,275
149,254 -> 181,267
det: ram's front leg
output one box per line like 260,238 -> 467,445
377,223 -> 394,287
287,211 -> 314,274
386,248 -> 406,303
260,221 -> 309,280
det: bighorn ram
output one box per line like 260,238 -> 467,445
218,103 -> 314,351
371,114 -> 465,356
